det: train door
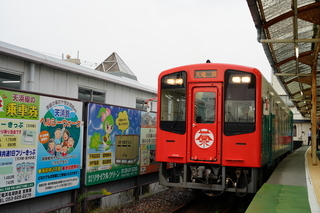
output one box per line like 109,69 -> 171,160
188,85 -> 221,163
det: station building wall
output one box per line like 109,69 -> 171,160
0,42 -> 157,109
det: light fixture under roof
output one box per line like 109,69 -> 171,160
2,81 -> 20,83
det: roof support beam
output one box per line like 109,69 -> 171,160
291,99 -> 311,102
311,32 -> 320,166
274,50 -> 314,68
274,73 -> 311,76
311,60 -> 317,165
260,38 -> 320,43
292,0 -> 304,97
290,76 -> 312,85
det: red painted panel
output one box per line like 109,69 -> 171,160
155,131 -> 187,163
222,132 -> 261,167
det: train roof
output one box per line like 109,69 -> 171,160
163,62 -> 258,71
160,63 -> 265,78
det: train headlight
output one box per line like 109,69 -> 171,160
231,75 -> 251,83
166,79 -> 175,85
241,76 -> 251,83
232,76 -> 241,83
175,78 -> 183,84
166,78 -> 183,85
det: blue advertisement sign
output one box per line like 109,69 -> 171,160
86,103 -> 141,186
36,96 -> 83,196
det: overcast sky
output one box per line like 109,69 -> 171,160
0,0 -> 272,89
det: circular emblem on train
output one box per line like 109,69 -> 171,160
194,129 -> 214,149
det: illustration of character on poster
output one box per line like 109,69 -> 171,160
62,128 -> 70,147
98,107 -> 114,151
47,138 -> 56,155
55,144 -> 62,156
67,137 -> 75,154
54,128 -> 62,144
61,145 -> 68,156
45,127 -> 76,156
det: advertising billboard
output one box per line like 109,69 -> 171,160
0,90 -> 83,204
36,96 -> 83,196
86,103 -> 141,186
139,111 -> 158,174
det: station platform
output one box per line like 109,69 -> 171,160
246,146 -> 320,213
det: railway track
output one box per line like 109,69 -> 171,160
97,188 -> 254,213
170,192 -> 254,213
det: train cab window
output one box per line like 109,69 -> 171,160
160,71 -> 187,134
194,92 -> 215,123
224,70 -> 256,136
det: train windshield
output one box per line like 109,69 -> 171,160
224,69 -> 256,136
160,71 -> 187,134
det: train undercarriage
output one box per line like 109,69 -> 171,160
159,162 -> 263,197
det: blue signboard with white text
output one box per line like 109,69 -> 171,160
36,96 -> 83,196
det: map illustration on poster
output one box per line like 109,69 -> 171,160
86,103 -> 141,186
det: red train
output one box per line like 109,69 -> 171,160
155,63 -> 293,196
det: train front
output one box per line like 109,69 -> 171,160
156,63 -> 263,196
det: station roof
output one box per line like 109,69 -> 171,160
95,52 -> 138,81
246,0 -> 320,118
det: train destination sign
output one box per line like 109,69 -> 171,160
194,70 -> 217,78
